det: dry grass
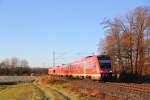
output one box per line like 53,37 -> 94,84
42,76 -> 116,100
0,84 -> 45,100
42,76 -> 150,100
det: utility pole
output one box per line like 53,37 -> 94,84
53,51 -> 55,68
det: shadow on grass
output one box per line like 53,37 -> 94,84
0,82 -> 17,85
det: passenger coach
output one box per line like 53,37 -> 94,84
48,55 -> 113,80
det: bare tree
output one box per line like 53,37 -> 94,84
20,60 -> 29,68
100,6 -> 150,77
102,18 -> 124,73
0,57 -> 31,75
131,6 -> 150,75
10,57 -> 20,68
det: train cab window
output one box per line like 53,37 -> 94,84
98,55 -> 111,69
100,63 -> 111,69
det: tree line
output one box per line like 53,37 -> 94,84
100,6 -> 150,79
0,57 -> 48,75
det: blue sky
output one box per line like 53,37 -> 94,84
0,0 -> 149,67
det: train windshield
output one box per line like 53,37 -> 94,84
98,55 -> 111,69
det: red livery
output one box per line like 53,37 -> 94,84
48,55 -> 113,80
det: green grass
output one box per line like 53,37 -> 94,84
0,86 -> 7,91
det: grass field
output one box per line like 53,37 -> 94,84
0,76 -> 79,100
0,76 -> 45,100
0,84 -> 45,100
0,76 -> 149,100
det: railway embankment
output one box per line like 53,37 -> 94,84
40,76 -> 150,100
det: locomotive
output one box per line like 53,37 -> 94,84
48,55 -> 113,80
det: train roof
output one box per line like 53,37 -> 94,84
50,55 -> 110,68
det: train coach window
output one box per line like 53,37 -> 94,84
66,66 -> 69,70
90,62 -> 96,68
86,62 -> 96,68
80,64 -> 83,69
85,63 -> 88,68
78,64 -> 82,69
79,65 -> 82,69
70,65 -> 72,70
67,65 -> 70,70
64,67 -> 67,70
80,64 -> 84,68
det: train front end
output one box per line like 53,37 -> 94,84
98,55 -> 113,80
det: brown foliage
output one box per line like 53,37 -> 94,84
100,6 -> 150,76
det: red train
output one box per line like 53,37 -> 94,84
48,55 -> 113,80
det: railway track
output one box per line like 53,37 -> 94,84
97,82 -> 150,100
106,82 -> 150,93
50,76 -> 150,93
